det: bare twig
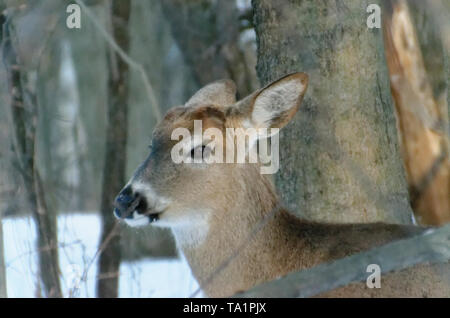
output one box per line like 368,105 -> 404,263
74,0 -> 162,121
2,10 -> 62,297
69,221 -> 121,297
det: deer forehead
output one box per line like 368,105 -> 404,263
153,104 -> 239,143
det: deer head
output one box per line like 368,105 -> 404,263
110,72 -> 450,299
113,72 -> 308,246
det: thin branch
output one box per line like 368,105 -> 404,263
2,9 -> 62,297
74,0 -> 162,121
235,223 -> 450,298
70,221 -> 121,297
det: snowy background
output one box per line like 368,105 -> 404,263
2,214 -> 199,297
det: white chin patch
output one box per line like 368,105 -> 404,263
124,211 -> 150,227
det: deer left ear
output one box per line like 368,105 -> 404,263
249,72 -> 308,129
185,79 -> 237,108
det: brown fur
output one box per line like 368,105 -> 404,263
125,73 -> 450,297
180,163 -> 450,297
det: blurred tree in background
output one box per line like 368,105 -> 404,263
1,1 -> 62,297
0,0 -> 257,297
95,0 -> 131,298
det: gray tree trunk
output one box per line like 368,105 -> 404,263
96,0 -> 131,298
252,0 -> 413,224
161,0 -> 258,98
2,8 -> 62,297
122,0 -> 178,260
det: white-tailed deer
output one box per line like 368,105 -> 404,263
114,73 -> 450,297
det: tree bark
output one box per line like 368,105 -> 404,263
161,0 -> 258,98
382,0 -> 449,225
252,0 -> 413,224
96,0 -> 131,298
2,9 -> 61,297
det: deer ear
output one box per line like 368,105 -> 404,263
248,72 -> 308,129
185,79 -> 237,108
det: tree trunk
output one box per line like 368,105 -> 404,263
161,0 -> 258,98
383,0 -> 450,225
96,0 -> 131,298
2,10 -> 61,297
252,0 -> 413,224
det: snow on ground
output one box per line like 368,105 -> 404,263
2,213 -> 199,297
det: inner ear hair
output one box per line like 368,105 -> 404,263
250,72 -> 308,129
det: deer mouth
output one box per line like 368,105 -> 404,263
123,208 -> 164,227
113,182 -> 172,227
114,192 -> 164,226
140,211 -> 161,223
130,196 -> 164,223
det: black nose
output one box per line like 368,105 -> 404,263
114,186 -> 143,219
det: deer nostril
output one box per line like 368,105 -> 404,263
121,185 -> 132,196
117,193 -> 134,206
113,207 -> 122,218
114,186 -> 141,219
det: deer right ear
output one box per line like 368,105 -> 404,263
244,72 -> 308,130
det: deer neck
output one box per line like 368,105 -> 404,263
170,166 -> 310,296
